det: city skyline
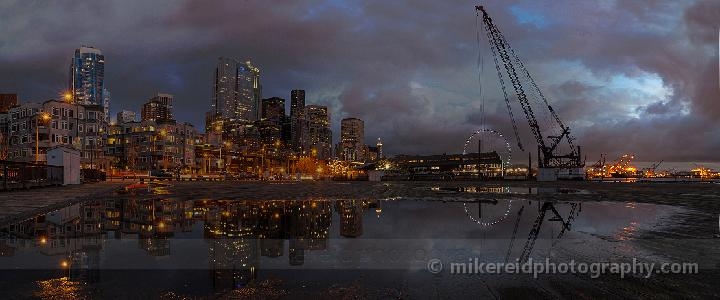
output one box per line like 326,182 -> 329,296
0,1 -> 718,161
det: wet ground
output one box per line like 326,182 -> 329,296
0,181 -> 719,299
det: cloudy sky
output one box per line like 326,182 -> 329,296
0,0 -> 718,162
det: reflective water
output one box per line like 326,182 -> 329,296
0,184 -> 707,298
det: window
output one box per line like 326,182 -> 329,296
78,124 -> 84,132
78,112 -> 84,119
51,120 -> 58,129
61,121 -> 68,130
52,108 -> 60,116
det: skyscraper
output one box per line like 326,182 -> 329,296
339,117 -> 365,161
238,60 -> 262,122
304,105 -> 332,160
69,46 -> 105,105
259,97 -> 285,146
290,90 -> 305,151
102,88 -> 111,122
211,58 -> 262,124
141,93 -> 173,122
212,57 -> 239,120
261,97 -> 285,122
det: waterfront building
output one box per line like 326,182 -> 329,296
105,120 -> 197,173
69,46 -> 105,106
7,99 -> 108,169
391,152 -> 504,178
338,117 -> 365,162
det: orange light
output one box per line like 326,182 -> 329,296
39,237 -> 47,245
60,260 -> 69,268
62,92 -> 72,102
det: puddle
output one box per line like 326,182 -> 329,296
0,190 -> 709,298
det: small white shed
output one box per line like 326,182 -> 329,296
47,145 -> 81,185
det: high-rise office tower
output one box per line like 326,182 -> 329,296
212,57 -> 239,120
239,60 -> 262,122
304,105 -> 332,160
69,46 -> 105,105
290,90 -> 305,151
259,97 -> 285,146
339,117 -> 365,161
211,58 -> 262,124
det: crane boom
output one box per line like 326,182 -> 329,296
475,6 -> 583,174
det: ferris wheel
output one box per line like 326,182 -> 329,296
462,128 -> 512,173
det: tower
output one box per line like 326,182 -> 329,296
290,90 -> 305,152
69,46 -> 105,105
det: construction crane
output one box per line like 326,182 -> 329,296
518,202 -> 571,263
475,6 -> 583,179
504,205 -> 525,263
606,154 -> 638,177
585,153 -> 607,178
643,160 -> 663,177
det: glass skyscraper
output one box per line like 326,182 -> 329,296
69,46 -> 105,105
212,58 -> 262,124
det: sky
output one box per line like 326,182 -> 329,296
0,0 -> 718,163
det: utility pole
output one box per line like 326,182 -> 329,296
35,112 -> 51,163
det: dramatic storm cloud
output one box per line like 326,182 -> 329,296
0,0 -> 718,162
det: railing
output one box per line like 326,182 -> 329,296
1,160 -> 64,191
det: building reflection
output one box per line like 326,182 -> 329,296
0,197 -> 376,289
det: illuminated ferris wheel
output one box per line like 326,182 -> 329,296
462,128 -> 512,175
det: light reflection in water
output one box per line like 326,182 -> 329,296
0,192 -> 678,297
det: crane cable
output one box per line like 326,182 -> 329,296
475,12 -> 485,133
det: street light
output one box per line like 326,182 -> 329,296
35,112 -> 52,163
